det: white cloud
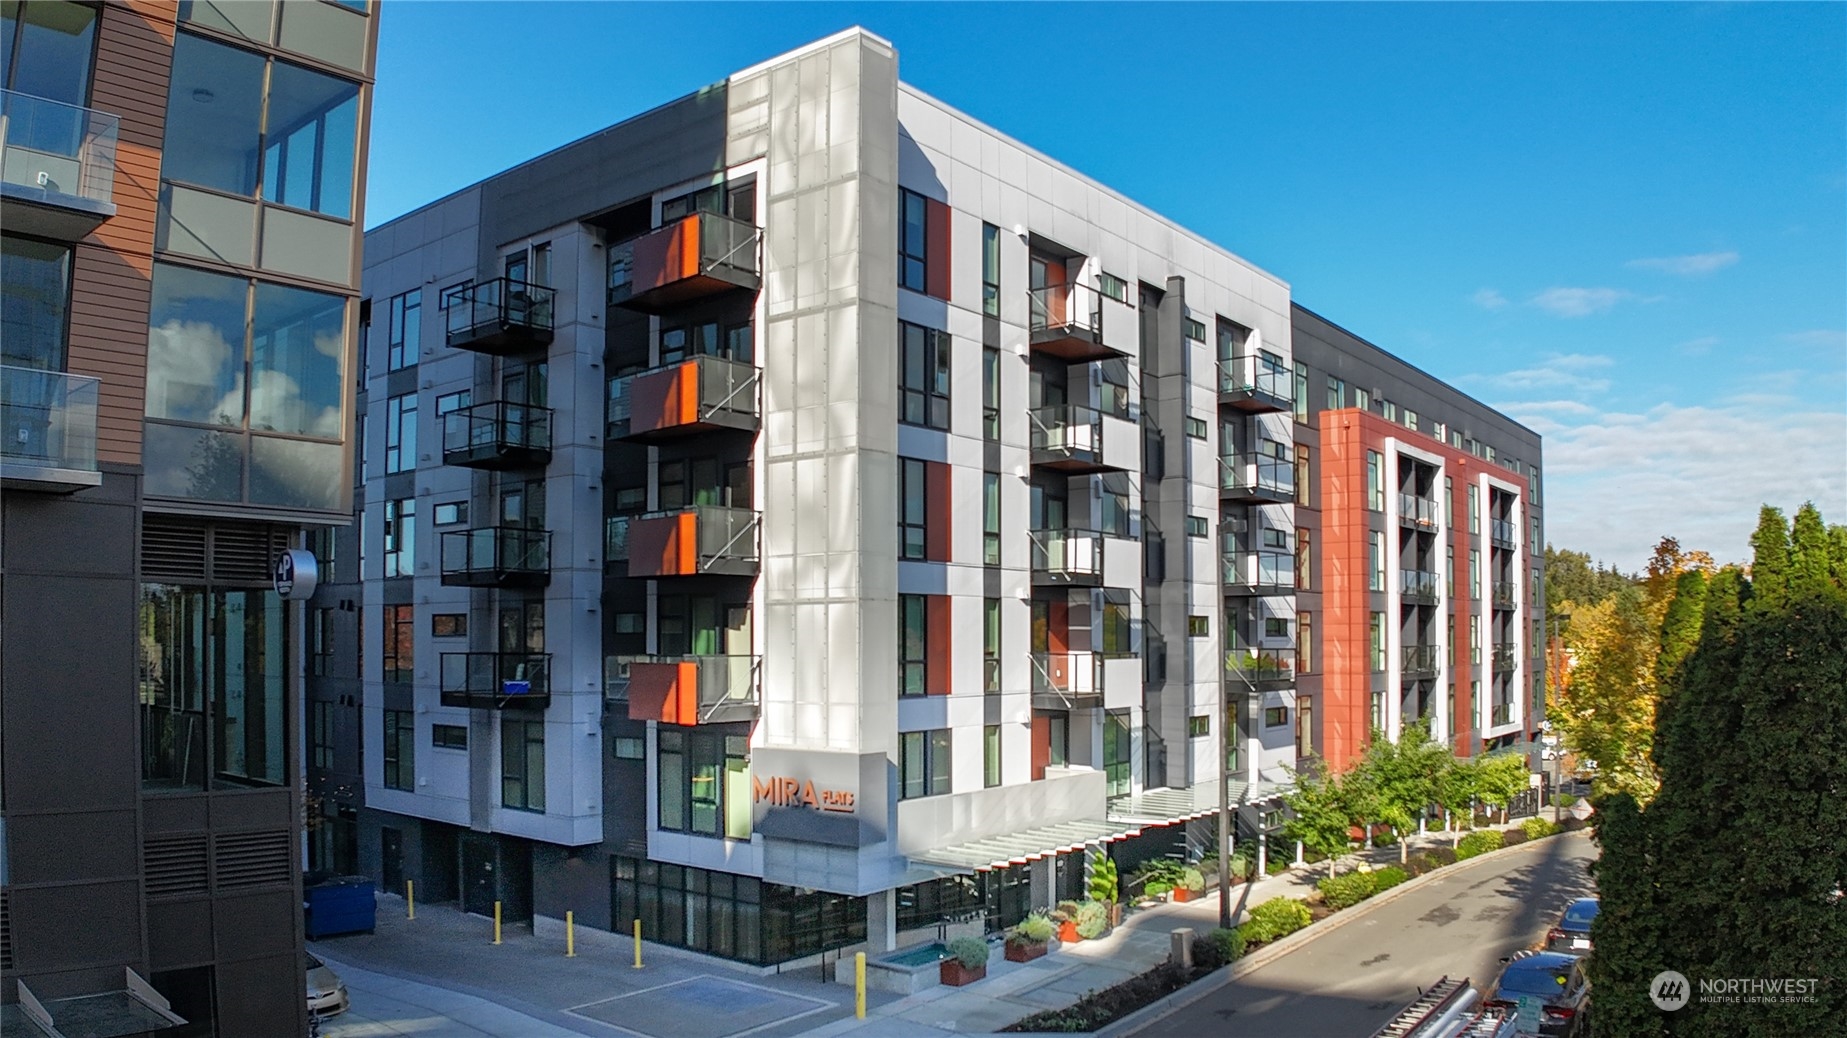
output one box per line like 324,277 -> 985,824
1539,401 -> 1847,571
1466,353 -> 1614,395
1783,329 -> 1846,351
1530,287 -> 1629,317
1499,399 -> 1598,419
1675,335 -> 1720,356
1472,288 -> 1507,310
1625,251 -> 1740,277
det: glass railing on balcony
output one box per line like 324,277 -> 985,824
1224,551 -> 1294,595
1491,645 -> 1517,672
444,277 -> 555,354
1,365 -> 100,490
1226,647 -> 1296,688
1028,527 -> 1128,585
1490,519 -> 1517,548
1492,581 -> 1518,610
627,653 -> 761,724
439,652 -> 551,710
441,401 -> 552,469
1,88 -> 119,238
1491,699 -> 1513,728
1029,404 -> 1129,472
1399,494 -> 1440,529
439,526 -> 551,587
605,515 -> 632,562
626,504 -> 760,578
1026,282 -> 1134,361
1220,453 -> 1294,503
1218,356 -> 1291,412
613,354 -> 759,441
1402,644 -> 1441,675
1400,569 -> 1441,604
610,211 -> 761,312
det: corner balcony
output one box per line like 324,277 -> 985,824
1490,519 -> 1517,550
439,653 -> 551,710
1402,644 -> 1441,679
610,211 -> 760,313
1399,494 -> 1440,531
1026,282 -> 1136,362
1029,651 -> 1140,712
627,654 -> 760,725
1400,569 -> 1441,606
1492,645 -> 1518,673
1224,551 -> 1294,597
1028,404 -> 1136,473
1,365 -> 100,492
1218,357 -> 1291,414
441,401 -> 552,470
622,505 -> 759,578
1226,647 -> 1295,692
1,89 -> 118,240
444,277 -> 555,355
609,355 -> 759,443
439,527 -> 551,588
1492,581 -> 1518,611
1220,454 -> 1294,505
1029,527 -> 1136,587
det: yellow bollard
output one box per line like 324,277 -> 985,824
566,910 -> 575,957
406,879 -> 415,920
854,952 -> 866,1019
632,919 -> 643,969
493,901 -> 502,945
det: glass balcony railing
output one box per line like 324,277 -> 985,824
441,401 -> 552,469
1029,404 -> 1129,472
1026,282 -> 1135,362
625,504 -> 760,578
439,526 -> 551,587
1226,647 -> 1295,689
1224,551 -> 1294,595
610,211 -> 760,312
1,88 -> 119,238
444,277 -> 555,354
1401,569 -> 1441,604
1220,453 -> 1294,503
1402,644 -> 1441,675
1490,519 -> 1517,549
1492,581 -> 1518,610
1399,494 -> 1440,529
1218,356 -> 1291,413
1029,527 -> 1132,586
1491,645 -> 1518,672
610,355 -> 759,441
627,654 -> 761,725
440,652 -> 551,710
1,365 -> 100,490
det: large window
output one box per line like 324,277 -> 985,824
1293,362 -> 1308,423
982,472 -> 1001,565
383,393 -> 416,473
1371,612 -> 1386,672
382,709 -> 413,790
899,457 -> 927,560
1,235 -> 72,370
611,857 -> 865,966
139,585 -> 287,791
385,290 -> 419,370
899,594 -> 927,697
1296,528 -> 1311,590
382,603 -> 413,682
980,223 -> 1000,316
382,497 -> 413,577
310,701 -> 334,769
501,717 -> 545,812
984,725 -> 1002,788
1468,484 -> 1481,534
899,728 -> 951,799
1369,530 -> 1385,591
899,188 -> 929,293
1297,612 -> 1314,674
983,597 -> 1001,694
899,321 -> 949,429
1,2 -> 99,109
262,58 -> 360,218
982,346 -> 1000,440
1366,450 -> 1384,512
657,729 -> 751,840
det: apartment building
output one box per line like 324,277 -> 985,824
1,2 -> 377,1035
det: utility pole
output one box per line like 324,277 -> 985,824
1548,611 -> 1571,822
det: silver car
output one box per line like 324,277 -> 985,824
306,952 -> 350,1017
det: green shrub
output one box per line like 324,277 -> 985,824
1240,897 -> 1313,944
1556,794 -> 1577,809
1011,912 -> 1056,946
1372,865 -> 1408,892
1265,857 -> 1289,875
1089,850 -> 1119,904
1374,829 -> 1399,847
1180,867 -> 1205,892
1074,899 -> 1108,939
1523,817 -> 1561,839
947,935 -> 989,969
1456,829 -> 1505,860
1427,846 -> 1459,867
1227,853 -> 1253,879
1503,827 -> 1529,847
1317,870 -> 1378,910
1145,880 -> 1171,898
1191,927 -> 1246,969
1136,859 -> 1188,886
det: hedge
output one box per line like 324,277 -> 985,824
1239,897 -> 1313,944
1191,926 -> 1246,969
1317,871 -> 1378,910
1455,829 -> 1505,860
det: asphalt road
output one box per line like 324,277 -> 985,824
1129,831 -> 1598,1038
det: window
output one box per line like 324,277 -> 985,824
1184,416 -> 1207,439
1354,387 -> 1372,412
981,223 -> 1001,316
983,725 -> 1002,788
1451,429 -> 1462,449
1,2 -> 98,110
1188,615 -> 1209,637
1293,362 -> 1309,423
1445,476 -> 1454,525
899,595 -> 927,697
899,321 -> 950,429
433,501 -> 467,526
983,598 -> 1001,693
1295,449 -> 1310,505
1047,714 -> 1069,768
435,389 -> 470,416
1099,489 -> 1130,538
501,717 -> 545,812
439,281 -> 470,310
657,730 -> 750,839
1327,377 -> 1345,410
1296,528 -> 1312,590
310,701 -> 334,769
1370,530 -> 1385,590
1449,615 -> 1456,666
612,736 -> 644,760
1470,548 -> 1481,592
432,724 -> 467,750
1382,400 -> 1397,422
386,290 -> 420,370
982,346 -> 1001,439
983,472 -> 1001,565
309,606 -> 334,675
1468,485 -> 1480,534
1372,691 -> 1385,732
900,729 -> 951,799
1404,408 -> 1419,431
1186,515 -> 1209,538
432,613 -> 466,638
1098,272 -> 1128,303
1365,450 -> 1384,511
1471,616 -> 1482,664
1265,617 -> 1290,639
1264,707 -> 1289,728
1261,527 -> 1290,550
1297,612 -> 1313,674
383,710 -> 413,790
383,498 -> 414,577
1448,544 -> 1456,596
385,393 -> 417,473
382,604 -> 413,682
1432,420 -> 1446,442
1370,612 -> 1386,671
1188,715 -> 1210,738
899,458 -> 927,561
1183,316 -> 1206,342
1,235 -> 73,371
899,188 -> 930,292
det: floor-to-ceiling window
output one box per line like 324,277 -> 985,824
139,584 -> 287,791
610,857 -> 863,965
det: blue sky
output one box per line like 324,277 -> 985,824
365,2 -> 1846,570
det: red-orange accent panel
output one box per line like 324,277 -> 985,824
926,595 -> 952,695
1031,714 -> 1050,780
1318,408 -> 1373,773
628,511 -> 696,577
629,361 -> 699,435
629,661 -> 698,725
925,461 -> 952,562
632,215 -> 701,293
925,198 -> 951,300
1048,598 -> 1069,654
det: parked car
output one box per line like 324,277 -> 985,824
306,952 -> 350,1018
1488,951 -> 1589,1037
1545,897 -> 1599,954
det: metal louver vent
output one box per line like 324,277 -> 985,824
213,829 -> 292,890
211,525 -> 287,586
142,519 -> 291,587
143,833 -> 210,897
141,521 -> 209,582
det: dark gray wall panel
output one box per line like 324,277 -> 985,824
147,898 -> 215,967
4,810 -> 138,885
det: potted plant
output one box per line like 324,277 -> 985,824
1172,867 -> 1207,903
1054,900 -> 1081,943
940,936 -> 990,986
1145,880 -> 1172,902
1005,912 -> 1056,963
1088,849 -> 1121,926
1074,899 -> 1108,940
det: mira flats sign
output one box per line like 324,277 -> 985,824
753,775 -> 855,813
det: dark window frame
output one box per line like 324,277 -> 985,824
899,594 -> 927,698
432,724 -> 467,750
382,603 -> 413,683
898,320 -> 950,430
899,188 -> 929,293
899,458 -> 927,561
386,289 -> 420,371
899,728 -> 951,800
382,709 -> 413,790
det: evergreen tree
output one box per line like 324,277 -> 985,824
1748,505 -> 1790,611
1828,524 -> 1847,586
1587,792 -> 1667,1037
1788,502 -> 1833,601
1654,568 -> 1708,688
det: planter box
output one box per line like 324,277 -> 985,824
940,959 -> 987,986
1005,940 -> 1048,963
1173,887 -> 1203,903
1109,902 -> 1123,927
1058,920 -> 1081,943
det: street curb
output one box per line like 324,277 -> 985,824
1090,829 -> 1590,1038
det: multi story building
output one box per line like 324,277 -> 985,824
1,2 -> 377,1035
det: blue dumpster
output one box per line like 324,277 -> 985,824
304,875 -> 376,938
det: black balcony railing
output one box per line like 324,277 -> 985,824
1402,644 -> 1440,676
1399,494 -> 1439,530
440,652 -> 551,710
610,211 -> 761,312
1226,647 -> 1295,690
1490,519 -> 1517,549
1492,645 -> 1517,672
1401,569 -> 1441,605
441,401 -> 552,469
439,527 -> 551,587
1492,581 -> 1518,610
1218,357 -> 1292,413
445,278 -> 555,354
1220,454 -> 1294,504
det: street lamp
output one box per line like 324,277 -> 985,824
1547,611 -> 1571,822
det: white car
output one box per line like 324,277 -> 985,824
306,952 -> 350,1017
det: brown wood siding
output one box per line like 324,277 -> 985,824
69,1 -> 178,466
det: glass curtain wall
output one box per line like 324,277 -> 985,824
139,584 -> 288,790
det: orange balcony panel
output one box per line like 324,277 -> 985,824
629,362 -> 700,437
627,511 -> 697,577
632,215 -> 703,294
628,661 -> 698,726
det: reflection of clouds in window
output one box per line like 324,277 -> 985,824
144,422 -> 242,501
252,281 -> 344,435
243,369 -> 340,437
250,436 -> 341,510
148,318 -> 242,424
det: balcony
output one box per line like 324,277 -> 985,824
624,505 -> 759,578
628,654 -> 760,725
1402,644 -> 1441,678
441,401 -> 552,470
1399,494 -> 1440,530
1490,519 -> 1517,550
1,365 -> 100,492
444,277 -> 555,355
1218,357 -> 1292,413
1492,581 -> 1518,611
609,355 -> 758,442
1030,651 -> 1139,711
1226,647 -> 1295,691
1028,404 -> 1136,473
439,527 -> 551,588
611,212 -> 760,313
1400,569 -> 1441,606
1,89 -> 118,240
1220,454 -> 1294,505
1224,551 -> 1294,596
1026,282 -> 1136,362
440,653 -> 551,710
1492,645 -> 1518,673
1029,528 -> 1135,587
